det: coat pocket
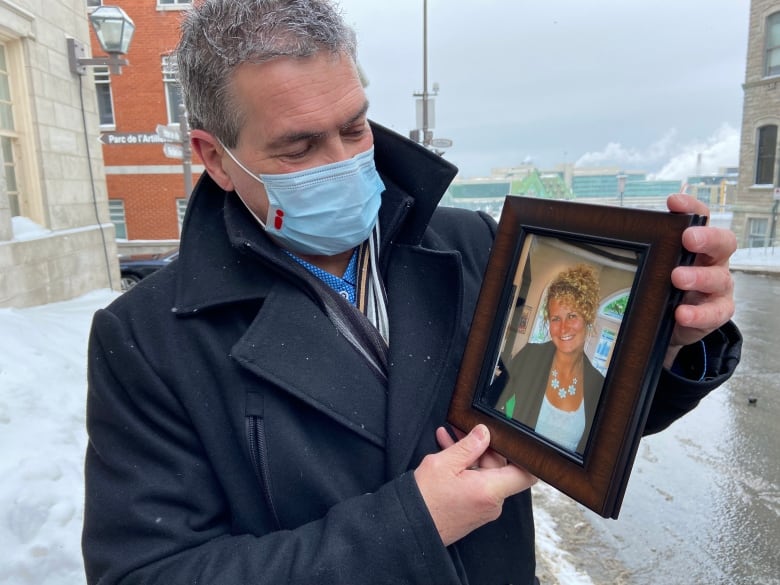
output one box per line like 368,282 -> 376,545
245,392 -> 281,530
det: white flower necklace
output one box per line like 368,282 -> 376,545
551,368 -> 578,399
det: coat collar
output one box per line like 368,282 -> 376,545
171,124 -> 466,472
173,122 -> 458,314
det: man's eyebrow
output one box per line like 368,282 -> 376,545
267,100 -> 370,150
266,130 -> 325,150
340,100 -> 370,130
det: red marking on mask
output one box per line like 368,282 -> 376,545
274,209 -> 284,230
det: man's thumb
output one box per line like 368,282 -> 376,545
449,424 -> 490,470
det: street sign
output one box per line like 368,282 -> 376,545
163,142 -> 183,160
156,124 -> 182,143
99,132 -> 167,145
431,138 -> 453,149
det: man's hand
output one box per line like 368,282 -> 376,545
665,193 -> 736,367
413,425 -> 536,547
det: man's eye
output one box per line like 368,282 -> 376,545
343,124 -> 367,138
280,145 -> 311,160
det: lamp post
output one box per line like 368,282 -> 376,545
409,0 -> 452,155
67,5 -> 136,292
410,0 -> 434,146
179,104 -> 193,201
420,0 -> 431,146
770,188 -> 780,248
68,5 -> 135,76
617,173 -> 627,207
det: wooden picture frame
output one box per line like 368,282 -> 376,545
448,196 -> 705,518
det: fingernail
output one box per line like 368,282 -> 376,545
688,227 -> 705,249
677,270 -> 695,288
472,424 -> 487,442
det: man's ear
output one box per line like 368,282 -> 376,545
190,129 -> 235,192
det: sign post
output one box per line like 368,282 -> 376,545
101,117 -> 195,200
156,107 -> 194,201
162,143 -> 183,159
179,105 -> 193,201
155,124 -> 181,143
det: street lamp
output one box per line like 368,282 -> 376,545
67,6 -> 135,76
409,0 -> 452,154
617,173 -> 627,207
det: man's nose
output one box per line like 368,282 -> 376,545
321,138 -> 350,165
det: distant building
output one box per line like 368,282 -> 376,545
687,168 -> 739,211
0,0 -> 118,307
443,169 -> 572,219
569,169 -> 644,199
568,168 -> 680,206
445,164 -> 684,217
731,0 -> 780,248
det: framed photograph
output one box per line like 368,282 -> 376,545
516,305 -> 532,335
448,196 -> 705,518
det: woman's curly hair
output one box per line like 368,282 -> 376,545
543,264 -> 600,326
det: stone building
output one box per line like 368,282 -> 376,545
732,0 -> 780,248
0,0 -> 118,307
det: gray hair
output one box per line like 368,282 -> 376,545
176,0 -> 357,146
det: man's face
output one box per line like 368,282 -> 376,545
220,52 -> 373,222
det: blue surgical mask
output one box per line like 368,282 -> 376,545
222,144 -> 385,256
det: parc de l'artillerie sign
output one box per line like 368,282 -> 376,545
100,125 -> 185,160
99,132 -> 168,145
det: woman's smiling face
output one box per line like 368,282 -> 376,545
547,298 -> 588,356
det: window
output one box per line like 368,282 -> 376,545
590,291 -> 630,375
109,199 -> 127,239
94,66 -> 115,127
86,0 -> 102,7
695,185 -> 712,205
755,125 -> 777,185
0,43 -> 20,217
176,198 -> 188,234
601,294 -> 628,320
591,328 -> 616,376
158,0 -> 191,6
766,12 -> 780,77
746,217 -> 769,248
1,136 -> 19,216
162,56 -> 184,125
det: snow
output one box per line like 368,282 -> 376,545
0,245 -> 777,584
10,217 -> 51,241
0,289 -> 118,585
730,243 -> 780,273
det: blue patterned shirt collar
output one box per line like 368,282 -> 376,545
284,249 -> 358,305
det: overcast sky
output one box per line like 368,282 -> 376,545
336,0 -> 750,179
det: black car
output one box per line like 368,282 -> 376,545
119,248 -> 179,291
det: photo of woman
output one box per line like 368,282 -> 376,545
493,264 -> 605,454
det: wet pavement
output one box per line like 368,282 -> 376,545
534,271 -> 780,585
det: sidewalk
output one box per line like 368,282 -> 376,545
729,246 -> 780,275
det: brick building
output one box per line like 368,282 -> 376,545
89,0 -> 202,251
731,0 -> 780,247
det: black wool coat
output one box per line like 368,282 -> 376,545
82,123 -> 741,585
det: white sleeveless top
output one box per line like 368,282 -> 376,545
535,394 -> 586,452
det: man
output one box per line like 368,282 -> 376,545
82,1 -> 741,583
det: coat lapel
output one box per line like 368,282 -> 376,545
384,244 -> 464,476
231,280 -> 387,448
